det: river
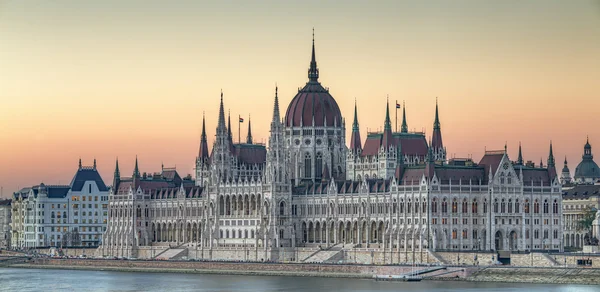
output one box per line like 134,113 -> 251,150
0,268 -> 598,292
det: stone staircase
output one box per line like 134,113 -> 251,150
427,249 -> 449,265
303,244 -> 344,263
541,253 -> 560,266
154,247 -> 188,260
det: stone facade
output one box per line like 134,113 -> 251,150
101,36 -> 563,262
11,160 -> 109,248
562,184 -> 600,249
0,199 -> 11,248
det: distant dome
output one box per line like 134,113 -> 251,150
574,138 -> 600,180
284,36 -> 342,128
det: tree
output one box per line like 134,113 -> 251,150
577,206 -> 597,245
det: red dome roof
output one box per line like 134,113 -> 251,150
285,83 -> 342,127
284,34 -> 343,128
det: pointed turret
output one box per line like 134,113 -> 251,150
539,158 -> 544,168
216,90 -> 226,134
246,115 -> 253,144
547,142 -> 557,180
381,98 -> 393,148
350,99 -> 362,151
227,110 -> 233,143
561,156 -> 572,185
308,28 -> 319,83
78,158 -> 82,170
93,158 -> 97,170
516,142 -> 523,165
133,156 -> 140,178
425,139 -> 435,179
113,158 -> 120,190
198,113 -> 209,161
272,85 -> 280,124
401,101 -> 408,133
431,98 -> 445,162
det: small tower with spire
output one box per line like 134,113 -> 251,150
113,158 -> 120,191
401,101 -> 408,133
212,90 -> 233,182
431,98 -> 446,163
308,28 -> 319,83
246,115 -> 253,144
547,141 -> 557,180
378,98 -> 397,179
196,113 -> 211,187
516,142 -> 524,165
561,156 -> 572,185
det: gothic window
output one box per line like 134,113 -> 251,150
483,199 -> 488,213
501,199 -> 506,213
534,200 -> 540,214
422,201 -> 427,213
534,229 -> 539,239
472,199 -> 478,214
315,152 -> 323,178
393,200 -> 397,214
553,200 -> 558,214
414,199 -> 419,213
508,199 -> 513,213
463,229 -> 468,239
524,199 -> 530,214
500,173 -> 505,184
544,199 -> 549,214
543,230 -> 548,239
452,198 -> 458,214
452,229 -> 457,240
494,199 -> 499,213
526,229 -> 530,239
304,153 -> 312,178
515,199 -> 520,213
473,230 -> 478,241
442,198 -> 448,214
462,199 -> 468,214
407,200 -> 412,214
400,200 -> 404,213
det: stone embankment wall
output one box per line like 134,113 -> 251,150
469,267 -> 600,285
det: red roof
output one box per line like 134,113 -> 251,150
284,82 -> 342,127
361,133 -> 428,157
233,144 -> 267,165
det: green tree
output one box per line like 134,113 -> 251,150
577,206 -> 597,244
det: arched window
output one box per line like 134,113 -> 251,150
422,201 -> 427,213
463,229 -> 468,239
524,199 -> 530,214
400,200 -> 404,213
543,199 -> 549,214
414,199 -> 419,213
452,198 -> 458,213
442,198 -> 448,214
534,200 -> 539,214
472,199 -> 478,214
494,199 -> 499,213
452,229 -> 457,239
432,198 -> 438,214
315,152 -> 323,178
553,200 -> 558,214
407,200 -> 412,214
304,153 -> 312,178
462,199 -> 468,214
483,199 -> 488,213
279,201 -> 286,216
501,199 -> 506,213
393,200 -> 397,214
508,199 -> 513,213
515,199 -> 520,213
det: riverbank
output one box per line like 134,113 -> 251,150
6,258 -> 600,285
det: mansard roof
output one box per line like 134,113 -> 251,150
0,199 -> 12,206
361,132 -> 428,157
113,167 -> 195,195
399,164 -> 485,185
478,151 -> 504,178
562,184 -> 600,199
70,167 -> 108,192
233,144 -> 267,165
518,167 -> 552,185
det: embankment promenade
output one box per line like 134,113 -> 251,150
5,258 -> 600,285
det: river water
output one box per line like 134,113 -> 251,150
0,268 -> 598,292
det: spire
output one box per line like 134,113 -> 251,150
401,100 -> 408,133
246,115 -> 253,144
517,142 -> 523,165
133,156 -> 140,178
539,158 -> 544,168
93,158 -> 97,170
198,113 -> 209,161
382,98 -> 393,148
350,99 -> 362,151
217,90 -> 226,133
308,28 -> 319,82
434,97 -> 440,130
227,110 -> 232,142
272,85 -> 280,123
78,158 -> 82,170
113,157 -> 120,189
431,98 -> 444,155
547,141 -> 555,167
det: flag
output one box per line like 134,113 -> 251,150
396,102 -> 401,109
239,117 -> 244,123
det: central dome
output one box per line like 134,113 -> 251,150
284,36 -> 342,128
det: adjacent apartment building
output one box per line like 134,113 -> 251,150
11,160 -> 109,248
0,199 -> 11,249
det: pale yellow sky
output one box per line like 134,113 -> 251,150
1,0 -> 599,197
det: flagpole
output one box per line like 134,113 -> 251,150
395,100 -> 398,133
238,115 -> 241,144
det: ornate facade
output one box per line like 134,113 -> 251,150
102,35 -> 563,261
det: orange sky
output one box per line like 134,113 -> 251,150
1,1 -> 599,197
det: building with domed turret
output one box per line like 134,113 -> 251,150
573,138 -> 600,185
102,34 -> 563,263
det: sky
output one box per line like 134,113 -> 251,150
1,0 -> 599,197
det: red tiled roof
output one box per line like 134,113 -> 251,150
233,144 -> 267,165
361,133 -> 428,157
284,83 -> 342,127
